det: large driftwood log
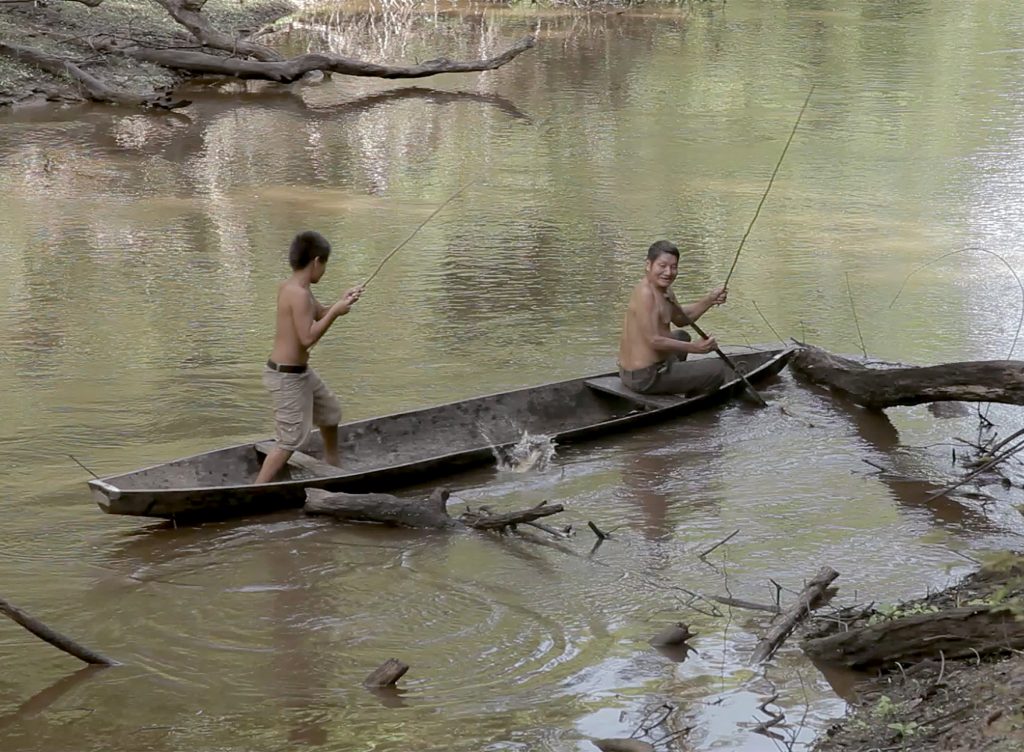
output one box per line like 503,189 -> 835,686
792,344 -> 1024,409
304,489 -> 565,533
305,488 -> 459,529
101,34 -> 537,84
750,566 -> 839,663
802,605 -> 1024,670
0,596 -> 117,666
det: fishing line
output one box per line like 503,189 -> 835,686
723,85 -> 815,289
362,178 -> 479,288
887,245 -> 1024,423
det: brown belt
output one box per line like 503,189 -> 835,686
266,359 -> 307,374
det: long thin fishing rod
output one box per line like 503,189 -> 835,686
722,85 -> 815,289
362,178 -> 478,288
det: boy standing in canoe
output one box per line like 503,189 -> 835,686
255,230 -> 363,484
618,240 -> 731,396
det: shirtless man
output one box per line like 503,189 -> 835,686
618,240 -> 731,395
255,230 -> 363,484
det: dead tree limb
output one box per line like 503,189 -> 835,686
802,605 -> 1024,670
791,344 -> 1024,409
459,501 -> 564,531
100,34 -> 537,84
150,0 -> 283,61
0,595 -> 117,666
709,595 -> 781,614
750,566 -> 839,663
304,489 -> 565,534
0,42 -> 188,109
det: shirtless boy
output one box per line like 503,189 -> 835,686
255,230 -> 363,484
618,240 -> 731,395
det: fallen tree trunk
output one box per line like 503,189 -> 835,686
100,34 -> 537,84
750,566 -> 839,663
802,605 -> 1024,670
305,488 -> 458,529
304,489 -> 565,533
0,596 -> 117,666
791,344 -> 1024,409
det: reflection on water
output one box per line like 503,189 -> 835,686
3,0 -> 1024,750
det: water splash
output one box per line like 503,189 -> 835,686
479,427 -> 557,473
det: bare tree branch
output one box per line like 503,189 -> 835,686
98,33 -> 537,84
0,41 -> 189,108
148,0 -> 283,61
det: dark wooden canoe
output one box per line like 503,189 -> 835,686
88,346 -> 795,519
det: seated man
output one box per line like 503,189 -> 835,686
617,240 -> 731,395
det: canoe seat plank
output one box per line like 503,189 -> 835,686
584,377 -> 686,411
253,441 -> 339,477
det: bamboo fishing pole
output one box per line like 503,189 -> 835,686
362,178 -> 478,289
692,85 -> 816,406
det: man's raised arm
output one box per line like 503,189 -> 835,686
673,286 -> 727,326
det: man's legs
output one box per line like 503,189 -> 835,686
643,358 -> 732,396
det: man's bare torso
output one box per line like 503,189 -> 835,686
618,281 -> 678,371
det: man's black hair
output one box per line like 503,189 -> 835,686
646,240 -> 680,262
289,230 -> 332,270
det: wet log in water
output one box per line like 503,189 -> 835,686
649,623 -> 695,647
305,488 -> 459,529
363,658 -> 410,688
802,605 -> 1024,670
750,566 -> 839,664
591,740 -> 655,752
0,596 -> 117,666
791,344 -> 1024,409
304,489 -> 565,533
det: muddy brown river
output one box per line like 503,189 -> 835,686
3,1 -> 1024,750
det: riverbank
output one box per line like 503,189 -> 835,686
0,0 -> 294,108
810,552 -> 1024,752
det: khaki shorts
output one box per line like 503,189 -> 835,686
262,366 -> 342,451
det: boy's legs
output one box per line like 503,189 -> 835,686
308,368 -> 343,466
257,368 -> 314,483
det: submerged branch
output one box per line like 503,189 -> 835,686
0,595 -> 117,666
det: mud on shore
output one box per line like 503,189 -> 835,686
810,552 -> 1024,752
